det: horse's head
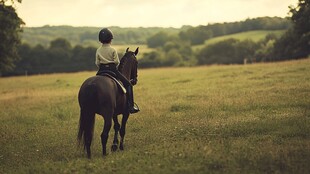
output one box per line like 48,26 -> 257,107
118,47 -> 139,85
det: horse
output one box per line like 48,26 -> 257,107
77,47 -> 139,158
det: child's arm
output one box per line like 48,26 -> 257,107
113,49 -> 120,67
95,50 -> 100,67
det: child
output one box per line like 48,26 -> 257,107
95,28 -> 139,114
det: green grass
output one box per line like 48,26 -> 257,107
114,44 -> 154,56
193,30 -> 286,51
0,59 -> 310,173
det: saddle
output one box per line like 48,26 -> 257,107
97,71 -> 126,94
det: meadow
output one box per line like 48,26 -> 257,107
0,58 -> 309,173
193,30 -> 285,51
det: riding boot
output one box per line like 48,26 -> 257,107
127,85 -> 140,114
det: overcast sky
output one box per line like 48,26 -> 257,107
15,0 -> 298,28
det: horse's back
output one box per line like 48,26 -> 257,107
78,76 -> 118,114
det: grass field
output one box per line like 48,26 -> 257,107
193,30 -> 286,51
114,44 -> 154,56
115,30 -> 285,56
0,58 -> 310,173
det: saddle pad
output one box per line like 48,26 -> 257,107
102,73 -> 127,94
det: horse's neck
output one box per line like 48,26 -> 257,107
119,66 -> 131,80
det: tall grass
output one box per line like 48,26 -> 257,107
0,59 -> 309,173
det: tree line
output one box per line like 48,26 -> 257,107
1,0 -> 309,76
0,0 -> 23,75
6,39 -> 97,76
21,17 -> 289,48
140,1 -> 309,68
22,26 -> 183,48
6,17 -> 288,76
140,32 -> 280,68
178,17 -> 291,45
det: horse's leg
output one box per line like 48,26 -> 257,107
101,115 -> 112,156
111,115 -> 120,152
119,113 -> 129,151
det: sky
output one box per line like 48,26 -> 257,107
14,0 -> 299,28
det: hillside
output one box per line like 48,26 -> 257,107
193,30 -> 286,50
20,17 -> 290,48
0,59 -> 309,173
21,26 -> 183,47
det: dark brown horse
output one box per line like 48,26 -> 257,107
77,47 -> 139,158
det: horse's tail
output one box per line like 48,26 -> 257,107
77,109 -> 95,153
77,84 -> 97,155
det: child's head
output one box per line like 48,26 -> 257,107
99,28 -> 114,44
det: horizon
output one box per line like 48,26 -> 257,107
21,16 -> 289,29
14,0 -> 298,28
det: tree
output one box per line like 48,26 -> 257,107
289,0 -> 310,58
197,39 -> 259,65
163,49 -> 183,66
0,0 -> 24,75
139,51 -> 163,68
273,0 -> 310,60
48,38 -> 72,72
254,34 -> 279,62
0,0 -> 22,5
197,39 -> 238,65
180,26 -> 213,45
71,45 -> 97,71
146,32 -> 170,48
234,39 -> 259,63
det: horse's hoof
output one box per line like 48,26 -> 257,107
102,150 -> 107,156
119,144 -> 124,151
111,144 -> 118,152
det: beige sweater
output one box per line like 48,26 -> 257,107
95,44 -> 120,67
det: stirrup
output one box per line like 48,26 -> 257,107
129,103 -> 140,114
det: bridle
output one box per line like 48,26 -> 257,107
129,53 -> 138,84
119,51 -> 138,84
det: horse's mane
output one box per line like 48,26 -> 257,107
118,52 -> 130,72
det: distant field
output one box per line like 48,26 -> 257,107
116,30 -> 286,56
119,30 -> 286,55
114,44 -> 154,56
193,30 -> 286,51
0,58 -> 309,173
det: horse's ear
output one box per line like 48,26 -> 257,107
134,47 -> 139,55
126,47 -> 129,53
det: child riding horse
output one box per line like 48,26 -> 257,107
95,28 -> 139,114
